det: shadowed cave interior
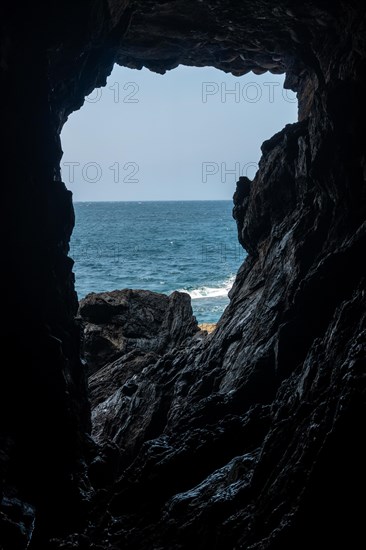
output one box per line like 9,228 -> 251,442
1,1 -> 365,549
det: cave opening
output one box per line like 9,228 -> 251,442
2,2 -> 365,549
60,64 -> 298,325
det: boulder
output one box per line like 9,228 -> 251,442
78,289 -> 199,374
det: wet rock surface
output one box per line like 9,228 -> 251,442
79,289 -> 202,461
1,1 -> 365,549
79,289 -> 199,375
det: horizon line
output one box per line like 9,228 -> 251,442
73,198 -> 234,203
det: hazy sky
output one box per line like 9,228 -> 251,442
61,65 -> 298,201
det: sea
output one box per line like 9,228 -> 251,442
70,201 -> 247,324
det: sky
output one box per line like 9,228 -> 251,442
61,64 -> 298,201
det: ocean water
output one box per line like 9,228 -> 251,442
70,201 -> 247,324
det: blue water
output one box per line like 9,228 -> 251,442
70,201 -> 246,323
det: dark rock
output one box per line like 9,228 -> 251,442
88,441 -> 120,489
79,289 -> 199,374
0,494 -> 36,550
82,289 -> 203,462
1,1 -> 366,549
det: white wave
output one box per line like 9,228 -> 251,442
180,275 -> 235,300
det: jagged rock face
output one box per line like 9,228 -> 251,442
79,289 -> 199,374
79,121 -> 365,548
0,1 -> 365,549
79,289 -> 202,463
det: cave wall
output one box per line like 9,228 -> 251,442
0,1 -> 365,548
